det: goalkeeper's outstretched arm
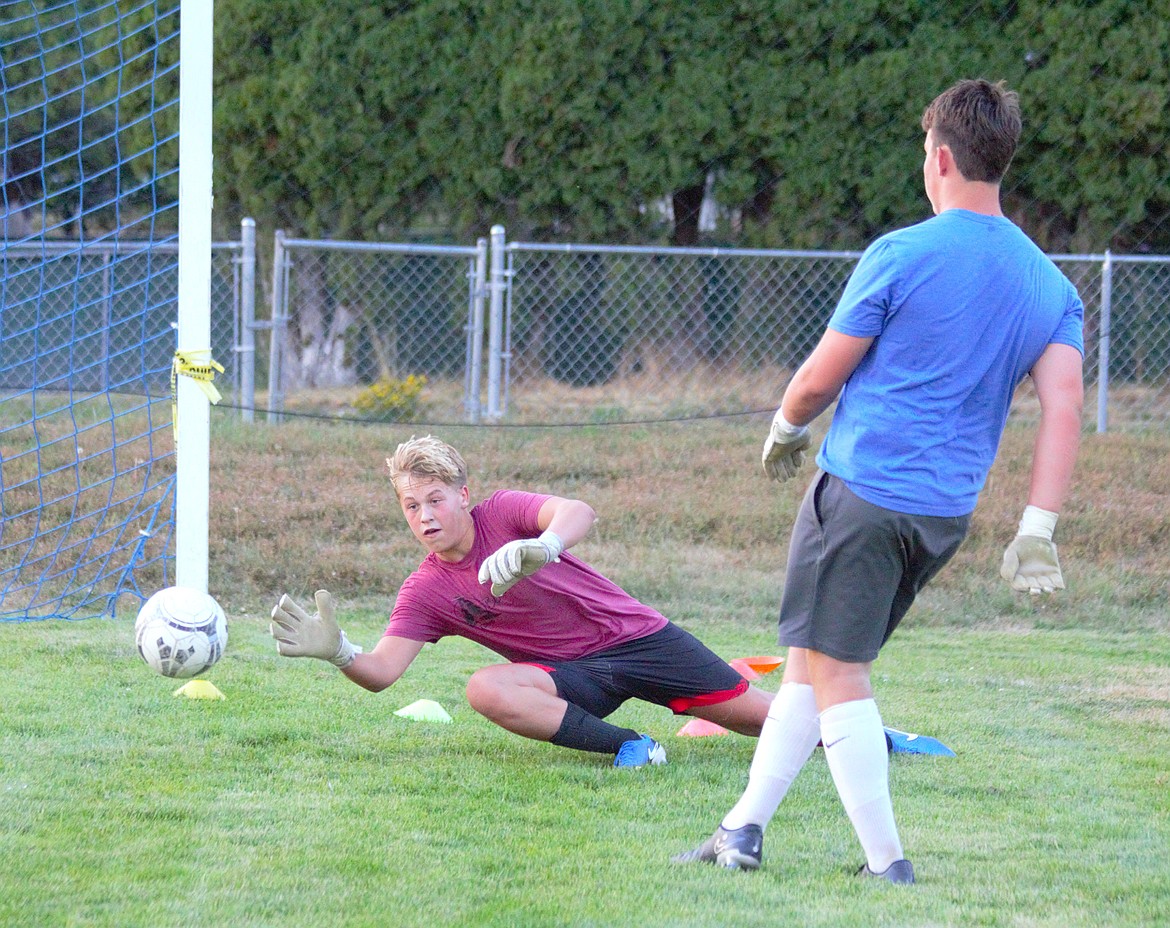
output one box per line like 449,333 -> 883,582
341,635 -> 425,693
270,589 -> 424,691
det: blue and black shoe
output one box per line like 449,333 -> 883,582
613,734 -> 667,768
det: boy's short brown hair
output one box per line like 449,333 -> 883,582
921,78 -> 1021,183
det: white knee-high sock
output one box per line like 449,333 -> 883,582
721,683 -> 820,831
820,698 -> 903,871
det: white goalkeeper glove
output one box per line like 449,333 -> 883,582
762,408 -> 811,481
1000,506 -> 1064,594
478,530 -> 565,597
270,589 -> 362,668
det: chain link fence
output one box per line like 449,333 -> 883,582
500,242 -> 858,422
0,228 -> 252,403
258,232 -> 1169,432
6,228 -> 1165,432
1090,255 -> 1170,430
266,235 -> 488,422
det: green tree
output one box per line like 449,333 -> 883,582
215,0 -> 417,239
489,0 -> 740,243
211,0 -> 1169,253
1009,0 -> 1170,252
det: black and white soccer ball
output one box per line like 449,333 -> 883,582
135,586 -> 227,678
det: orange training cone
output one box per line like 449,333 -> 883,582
728,658 -> 761,680
735,655 -> 785,676
677,718 -> 730,737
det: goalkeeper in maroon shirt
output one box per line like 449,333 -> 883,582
271,435 -> 773,768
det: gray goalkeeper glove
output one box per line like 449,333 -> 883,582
1000,506 -> 1064,594
478,530 -> 565,597
270,589 -> 362,668
762,408 -> 811,481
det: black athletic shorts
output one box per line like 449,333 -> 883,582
778,471 -> 970,663
521,622 -> 748,720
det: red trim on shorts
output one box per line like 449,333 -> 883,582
667,677 -> 748,714
518,661 -> 556,674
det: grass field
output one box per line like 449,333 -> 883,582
2,414 -> 1168,927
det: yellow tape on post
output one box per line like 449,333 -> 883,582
171,349 -> 225,441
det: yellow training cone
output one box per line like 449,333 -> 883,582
394,699 -> 452,723
173,679 -> 226,700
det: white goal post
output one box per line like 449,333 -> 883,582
176,2 -> 215,595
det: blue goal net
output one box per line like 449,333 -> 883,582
1,1 -> 182,620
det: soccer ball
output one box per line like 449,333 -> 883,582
135,586 -> 228,678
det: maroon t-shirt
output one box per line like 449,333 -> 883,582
385,490 -> 667,662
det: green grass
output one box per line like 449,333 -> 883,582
2,614 -> 1168,927
3,416 -> 1169,926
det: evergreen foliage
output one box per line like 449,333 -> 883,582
210,1 -> 1168,251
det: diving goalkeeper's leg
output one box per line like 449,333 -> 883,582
464,663 -> 649,760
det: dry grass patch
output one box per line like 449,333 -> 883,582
207,409 -> 1169,633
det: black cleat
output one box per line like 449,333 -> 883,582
672,824 -> 763,870
857,858 -> 915,884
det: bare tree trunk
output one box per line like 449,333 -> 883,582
289,258 -> 358,388
364,312 -> 395,381
670,184 -> 705,247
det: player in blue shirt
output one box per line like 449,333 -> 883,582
675,79 -> 1084,883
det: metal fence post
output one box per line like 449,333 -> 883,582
486,224 -> 506,419
502,242 -> 514,416
465,237 -> 488,423
101,250 -> 113,389
239,217 -> 256,422
267,229 -> 288,423
1097,249 -> 1112,433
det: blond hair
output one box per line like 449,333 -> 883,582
386,435 -> 467,499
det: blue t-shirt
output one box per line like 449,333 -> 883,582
817,209 -> 1084,517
